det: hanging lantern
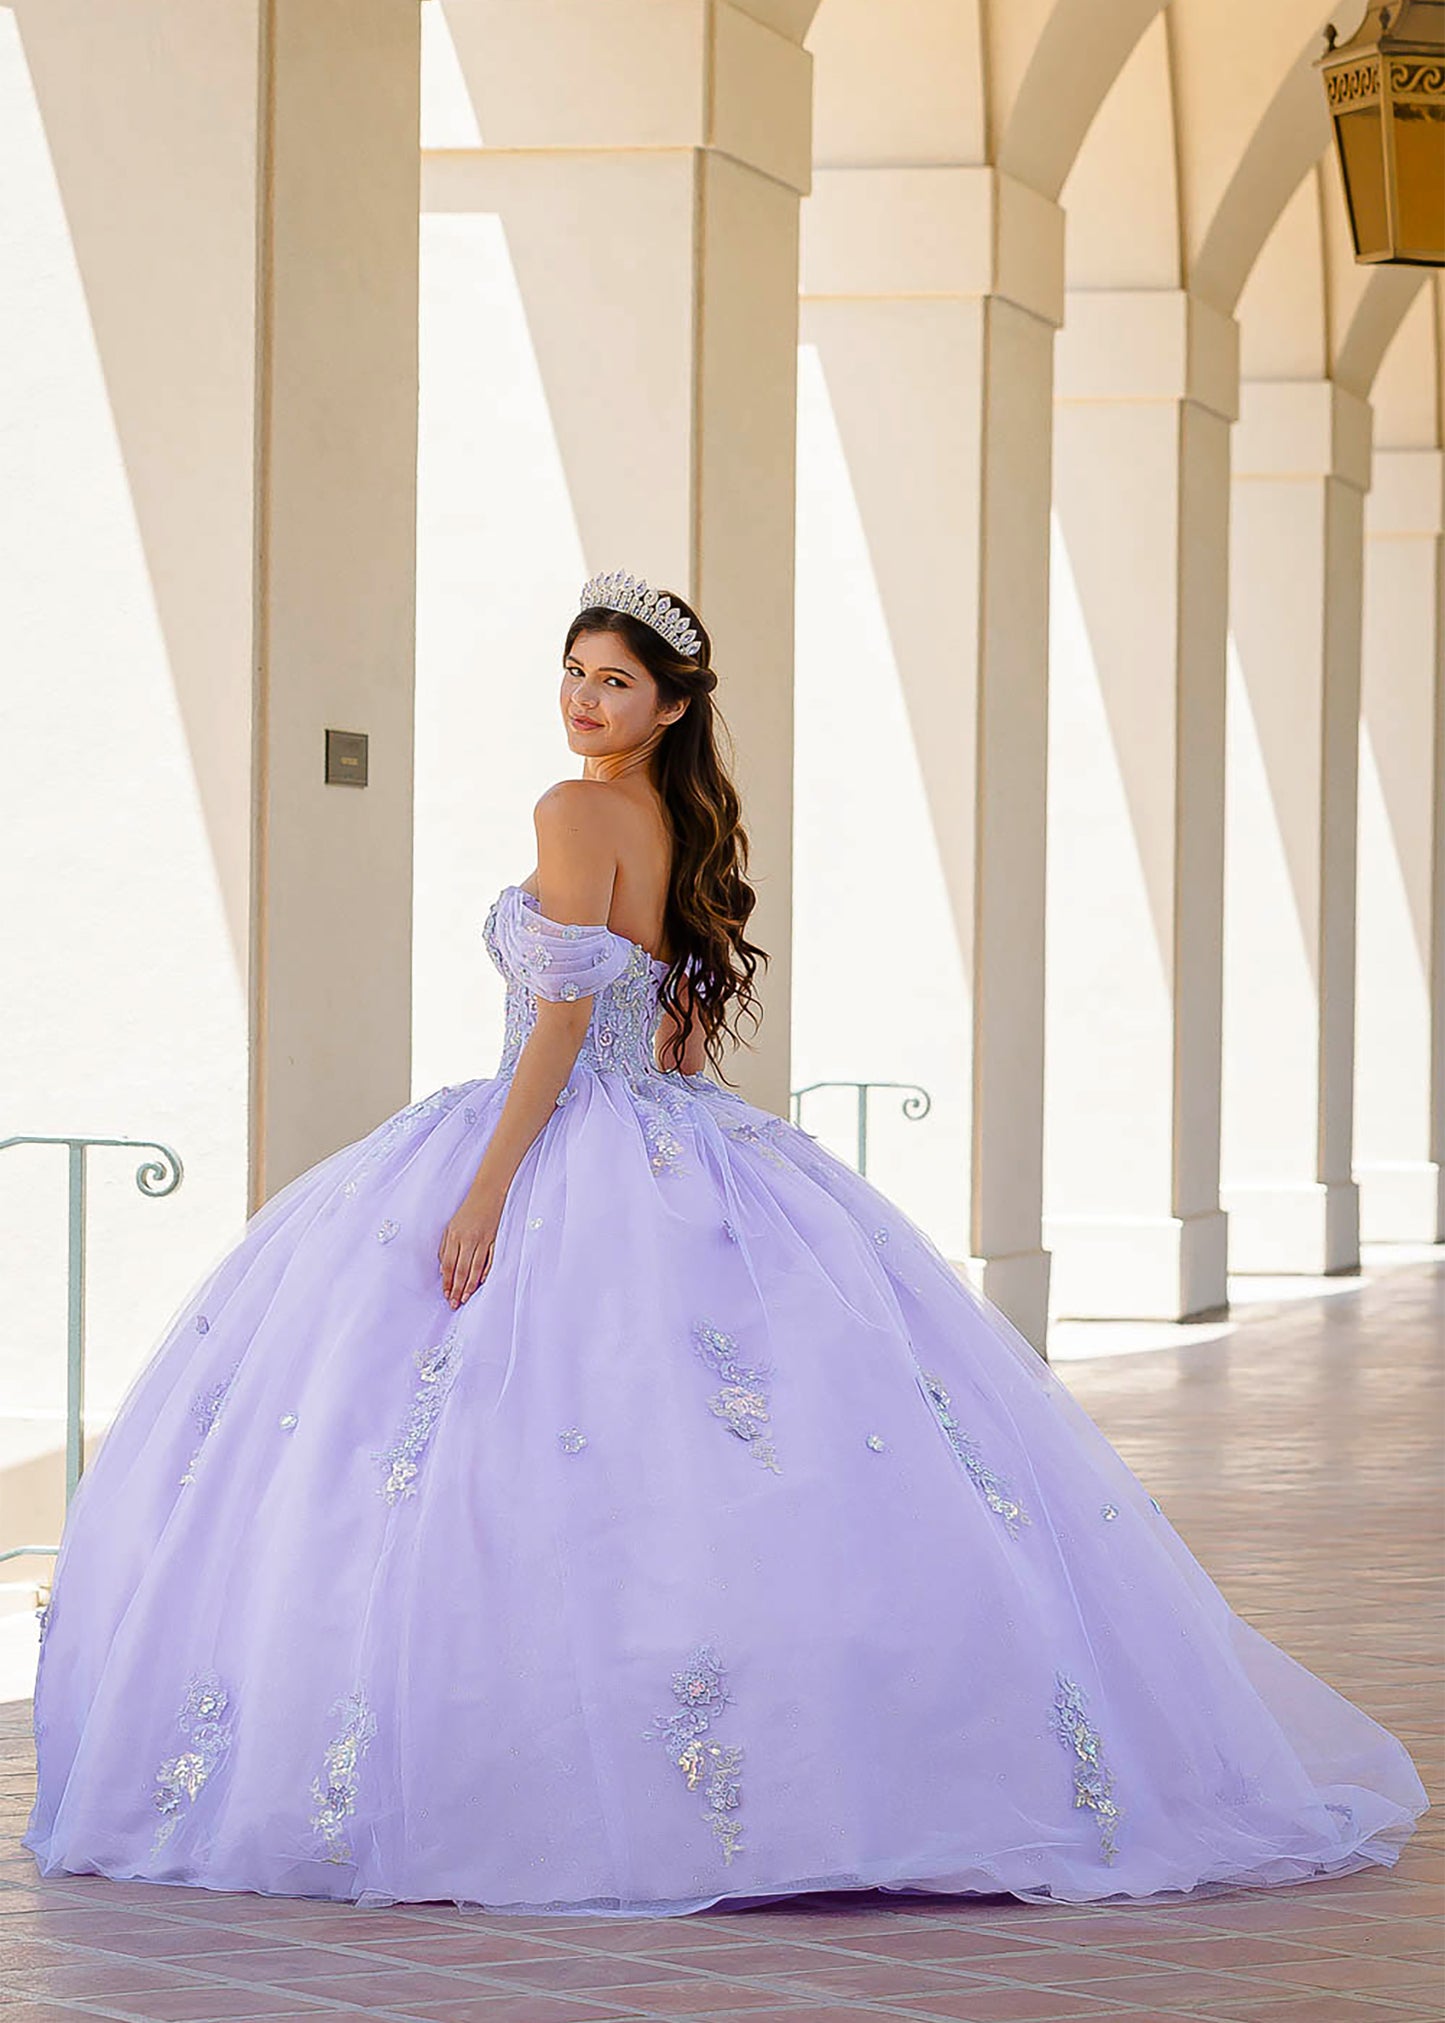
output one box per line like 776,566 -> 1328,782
1318,1 -> 1444,264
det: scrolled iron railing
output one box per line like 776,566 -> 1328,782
790,1080 -> 931,1178
0,1134 -> 184,1568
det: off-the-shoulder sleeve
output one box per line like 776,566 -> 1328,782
494,889 -> 635,1002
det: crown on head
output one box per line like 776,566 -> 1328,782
578,570 -> 704,661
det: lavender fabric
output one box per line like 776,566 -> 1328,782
23,882 -> 1428,1917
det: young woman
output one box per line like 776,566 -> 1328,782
24,572 -> 1427,1918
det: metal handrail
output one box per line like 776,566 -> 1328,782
790,1080 -> 931,1177
0,1134 -> 184,1565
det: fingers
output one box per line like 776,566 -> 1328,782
458,1239 -> 494,1307
457,1238 -> 496,1307
449,1241 -> 480,1308
438,1223 -> 496,1307
437,1227 -> 460,1302
446,1239 -> 473,1308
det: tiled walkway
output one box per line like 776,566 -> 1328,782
2,1264 -> 1440,2023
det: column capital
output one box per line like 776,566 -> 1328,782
1367,448 -> 1445,535
1234,381 -> 1373,491
427,0 -> 812,195
1055,291 -> 1239,421
800,166 -> 1064,327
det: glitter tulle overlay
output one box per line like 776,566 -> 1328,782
24,884 -> 1427,1917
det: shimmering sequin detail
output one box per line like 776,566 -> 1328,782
692,1322 -> 779,1472
627,1074 -> 691,1176
920,1372 -> 1030,1537
151,1673 -> 233,1854
180,1363 -> 241,1486
309,1687 -> 377,1864
485,888 -> 664,1083
866,1433 -> 887,1452
558,1429 -> 588,1453
643,1108 -> 685,1173
718,1115 -> 790,1169
480,890 -> 800,1192
1051,1671 -> 1121,1863
643,1645 -> 745,1865
375,1335 -> 461,1503
342,1086 -> 459,1196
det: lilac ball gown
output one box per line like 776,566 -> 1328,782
23,882 -> 1427,1917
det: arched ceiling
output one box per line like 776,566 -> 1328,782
810,1 -> 1378,320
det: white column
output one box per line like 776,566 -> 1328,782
1047,292 -> 1237,1319
427,0 -> 809,1119
1223,383 -> 1371,1273
1356,448 -> 1445,1242
0,1 -> 422,1214
800,167 -> 1063,1349
252,0 -> 422,1203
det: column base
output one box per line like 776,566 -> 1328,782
1220,1180 -> 1360,1274
1356,1162 -> 1445,1244
952,1248 -> 1052,1358
1042,1210 -> 1229,1321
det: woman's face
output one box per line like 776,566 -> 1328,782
561,627 -> 686,759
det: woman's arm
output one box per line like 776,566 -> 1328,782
438,783 -> 617,1308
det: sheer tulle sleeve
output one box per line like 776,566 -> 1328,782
494,887 -> 635,1002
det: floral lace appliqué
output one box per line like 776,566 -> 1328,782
692,1321 -> 779,1472
310,1686 -> 377,1864
374,1334 -> 461,1504
920,1371 -> 1030,1537
342,1086 -> 458,1196
718,1114 -> 791,1170
180,1362 -> 242,1486
643,1644 -> 745,1865
642,1106 -> 685,1174
152,1672 -> 233,1854
487,890 -> 662,1082
1051,1671 -> 1121,1863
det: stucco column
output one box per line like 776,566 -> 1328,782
1223,382 -> 1371,1273
1356,448 -> 1445,1242
250,0 -> 422,1204
426,0 -> 809,1119
800,167 -> 1063,1350
4,0 -> 422,1214
1047,291 -> 1237,1319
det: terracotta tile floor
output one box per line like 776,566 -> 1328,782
2,1261 -> 1440,2023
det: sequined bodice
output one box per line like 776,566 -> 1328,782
483,883 -> 671,1083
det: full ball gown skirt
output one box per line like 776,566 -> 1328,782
24,883 -> 1428,1917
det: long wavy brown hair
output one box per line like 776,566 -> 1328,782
564,591 -> 768,1083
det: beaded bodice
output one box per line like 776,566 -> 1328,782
483,883 -> 672,1083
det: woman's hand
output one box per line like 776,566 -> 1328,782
438,1187 -> 504,1309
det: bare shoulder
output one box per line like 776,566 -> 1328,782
532,781 -> 624,915
534,776 -> 629,854
533,777 -> 623,837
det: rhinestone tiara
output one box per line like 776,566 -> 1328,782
578,570 -> 703,661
